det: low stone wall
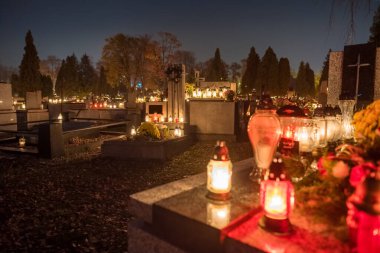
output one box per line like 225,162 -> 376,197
101,136 -> 194,161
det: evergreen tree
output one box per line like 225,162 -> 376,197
278,57 -> 291,95
206,48 -> 228,81
369,4 -> 380,46
79,54 -> 97,95
241,47 -> 260,94
319,50 -> 331,90
41,74 -> 53,97
56,54 -> 79,97
296,61 -> 307,96
97,66 -> 110,96
305,63 -> 315,97
255,47 -> 279,95
18,30 -> 41,96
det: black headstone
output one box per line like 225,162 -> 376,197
341,43 -> 376,107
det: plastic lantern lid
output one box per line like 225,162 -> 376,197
212,141 -> 230,161
276,105 -> 306,117
257,94 -> 276,110
268,155 -> 288,181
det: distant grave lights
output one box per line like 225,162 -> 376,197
160,115 -> 165,123
179,115 -> 184,123
19,136 -> 26,148
259,156 -> 294,235
168,115 -> 173,123
206,141 -> 233,201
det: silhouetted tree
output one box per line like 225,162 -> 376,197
278,57 -> 291,95
255,47 -> 279,95
305,63 -> 315,97
369,4 -> 380,46
241,47 -> 260,95
97,66 -> 110,96
41,74 -> 53,97
206,48 -> 228,81
18,30 -> 41,96
78,54 -> 97,95
56,54 -> 80,97
296,61 -> 307,96
318,50 -> 331,93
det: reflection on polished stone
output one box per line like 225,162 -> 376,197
207,201 -> 231,229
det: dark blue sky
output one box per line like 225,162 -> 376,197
0,0 -> 377,73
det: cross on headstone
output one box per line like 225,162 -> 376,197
348,54 -> 370,105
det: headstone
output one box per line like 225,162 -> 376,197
327,51 -> 343,106
167,64 -> 186,121
38,122 -> 64,158
0,83 -> 13,111
26,90 -> 42,110
328,43 -> 378,108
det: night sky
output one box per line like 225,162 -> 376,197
0,0 -> 377,73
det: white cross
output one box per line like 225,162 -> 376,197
348,54 -> 370,105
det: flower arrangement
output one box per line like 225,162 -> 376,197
352,99 -> 380,151
137,122 -> 161,140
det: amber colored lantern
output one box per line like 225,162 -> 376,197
247,95 -> 281,183
19,136 -> 26,148
259,156 -> 294,235
346,171 -> 380,253
207,141 -> 233,201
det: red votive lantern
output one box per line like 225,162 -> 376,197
276,105 -> 306,156
207,141 -> 233,201
259,156 -> 294,235
347,171 -> 380,253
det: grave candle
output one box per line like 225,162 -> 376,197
207,141 -> 232,201
145,114 -> 150,122
19,136 -> 26,148
259,156 -> 294,234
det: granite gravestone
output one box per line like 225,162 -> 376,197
26,90 -> 42,110
0,83 -> 13,111
328,42 -> 380,108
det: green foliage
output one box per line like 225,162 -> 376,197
18,30 -> 41,96
255,47 -> 279,95
278,57 -> 291,95
205,48 -> 228,82
241,47 -> 260,94
369,4 -> 380,46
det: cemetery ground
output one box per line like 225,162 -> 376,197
0,140 -> 252,252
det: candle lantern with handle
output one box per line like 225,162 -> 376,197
259,155 -> 295,235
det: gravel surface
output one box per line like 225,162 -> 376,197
0,141 -> 252,252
